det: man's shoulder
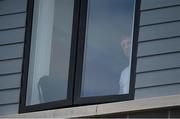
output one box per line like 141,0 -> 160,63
122,66 -> 130,75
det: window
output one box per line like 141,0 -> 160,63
19,0 -> 140,113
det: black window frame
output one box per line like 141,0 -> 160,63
74,0 -> 141,105
19,0 -> 141,113
19,0 -> 81,113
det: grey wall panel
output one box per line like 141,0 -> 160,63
136,68 -> 180,88
140,6 -> 180,26
138,37 -> 180,57
0,13 -> 26,30
0,0 -> 27,15
0,104 -> 18,116
135,0 -> 180,100
135,84 -> 180,99
0,59 -> 22,75
0,74 -> 21,90
0,0 -> 180,116
0,28 -> 25,45
0,0 -> 27,116
0,43 -> 23,60
139,21 -> 180,42
0,89 -> 19,105
137,53 -> 180,73
141,0 -> 180,10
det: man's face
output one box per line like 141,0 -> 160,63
121,38 -> 131,58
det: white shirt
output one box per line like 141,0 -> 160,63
119,66 -> 130,94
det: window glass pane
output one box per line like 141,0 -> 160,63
26,0 -> 74,105
81,0 -> 135,97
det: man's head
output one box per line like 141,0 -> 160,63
121,37 -> 131,59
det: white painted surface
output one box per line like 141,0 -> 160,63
2,95 -> 180,118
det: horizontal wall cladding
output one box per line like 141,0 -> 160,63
139,21 -> 180,42
136,52 -> 180,73
0,28 -> 25,45
0,0 -> 27,116
140,5 -> 180,26
0,0 -> 180,116
0,13 -> 26,30
0,59 -> 22,75
135,84 -> 180,99
0,0 -> 27,15
0,73 -> 21,90
0,89 -> 19,105
138,37 -> 180,57
135,0 -> 180,99
0,43 -> 24,60
141,0 -> 180,10
136,68 -> 180,88
0,104 -> 18,116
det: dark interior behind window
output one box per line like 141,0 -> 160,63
19,0 -> 141,113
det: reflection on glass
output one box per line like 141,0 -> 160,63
81,0 -> 135,97
26,0 -> 74,105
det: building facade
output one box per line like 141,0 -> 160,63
0,0 -> 180,118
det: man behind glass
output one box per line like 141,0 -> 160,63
119,37 -> 131,94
